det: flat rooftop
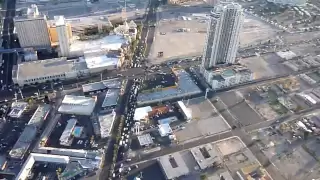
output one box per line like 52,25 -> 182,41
70,35 -> 128,53
82,78 -> 121,93
137,69 -> 201,105
16,57 -> 86,79
158,152 -> 190,179
101,89 -> 120,108
58,95 -> 97,116
9,125 -> 37,159
28,104 -> 51,128
17,153 -> 101,180
190,144 -> 221,170
8,102 -> 28,118
98,112 -> 116,138
60,119 -> 77,146
137,133 -> 153,146
84,55 -> 119,69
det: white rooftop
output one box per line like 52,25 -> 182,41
158,152 -> 190,179
85,55 -> 119,69
17,153 -> 70,180
134,106 -> 152,121
137,134 -> 153,146
70,35 -> 128,53
55,15 -> 66,26
28,104 -> 51,128
16,57 -> 85,79
58,95 -> 97,115
60,119 -> 77,145
8,102 -> 28,118
98,112 -> 116,138
190,144 -> 221,170
158,124 -> 173,137
276,51 -> 297,60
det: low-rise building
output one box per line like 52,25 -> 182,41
158,152 -> 190,179
28,104 -> 51,128
137,133 -> 154,147
9,126 -> 37,159
8,102 -> 28,118
13,55 -> 123,87
177,101 -> 192,120
203,66 -> 254,90
59,119 -> 77,146
58,95 -> 97,116
16,153 -> 101,180
12,57 -> 89,87
98,112 -> 116,138
82,78 -> 121,95
190,144 -> 221,170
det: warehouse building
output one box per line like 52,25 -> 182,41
58,95 -> 97,116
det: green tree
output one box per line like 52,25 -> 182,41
200,174 -> 208,180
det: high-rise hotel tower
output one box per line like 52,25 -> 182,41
201,2 -> 244,70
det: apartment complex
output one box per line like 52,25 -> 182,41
14,4 -> 51,48
201,2 -> 243,69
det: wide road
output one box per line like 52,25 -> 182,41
1,0 -> 18,89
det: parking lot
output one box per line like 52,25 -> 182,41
174,97 -> 230,142
215,91 -> 264,126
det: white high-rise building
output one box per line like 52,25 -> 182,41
55,16 -> 70,57
201,3 -> 244,69
14,4 -> 51,48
